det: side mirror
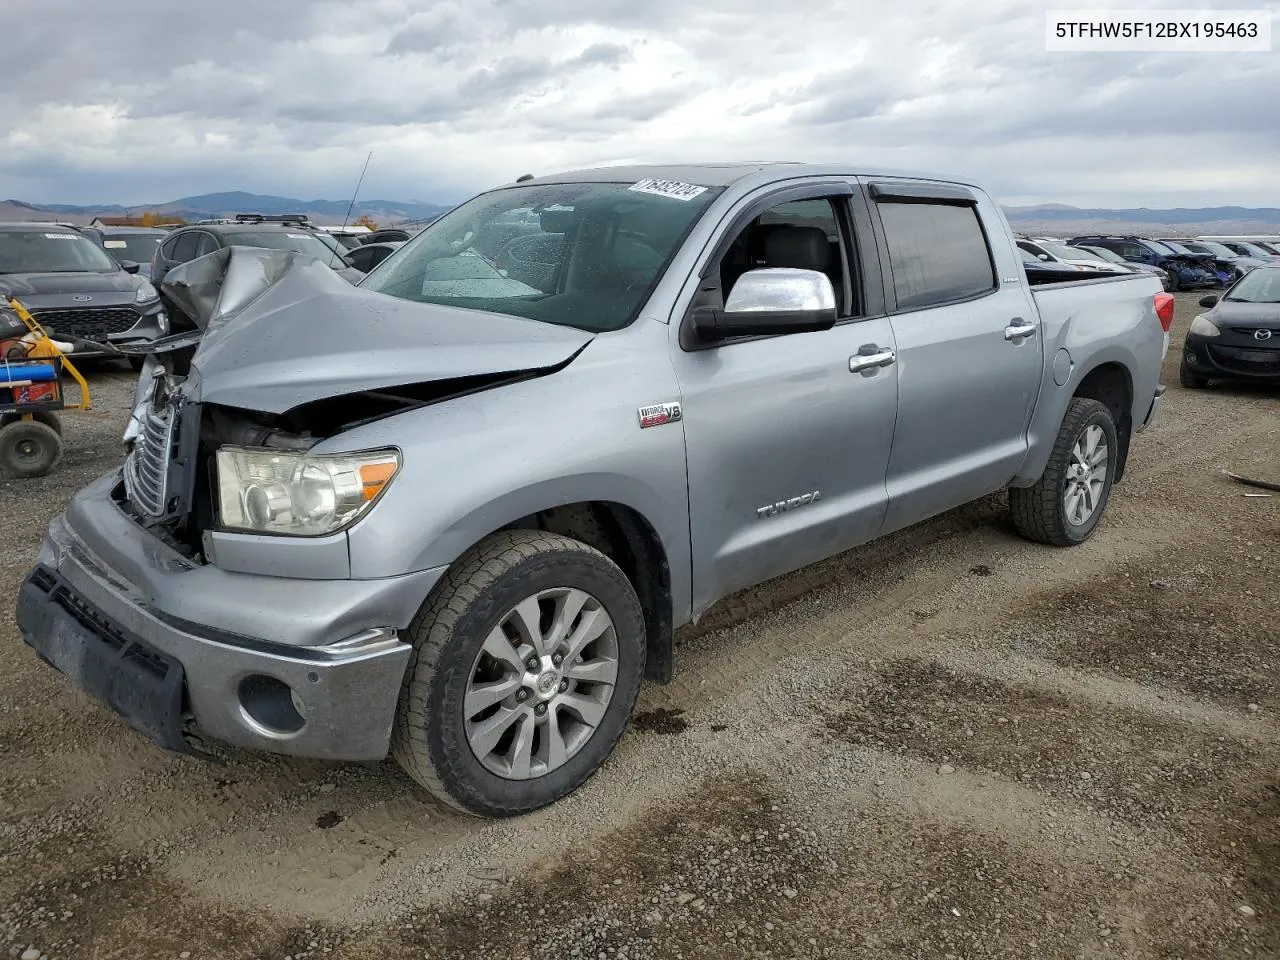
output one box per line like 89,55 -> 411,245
119,260 -> 141,275
696,268 -> 837,341
1199,295 -> 1219,308
1037,253 -> 1050,261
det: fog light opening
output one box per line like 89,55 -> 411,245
238,675 -> 306,735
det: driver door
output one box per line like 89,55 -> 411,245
669,183 -> 900,616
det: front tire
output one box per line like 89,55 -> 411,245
1179,364 -> 1208,389
1010,397 -> 1118,547
1164,268 -> 1180,292
391,530 -> 646,818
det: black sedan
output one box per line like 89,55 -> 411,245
1181,266 -> 1280,388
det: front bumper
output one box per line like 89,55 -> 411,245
14,476 -> 446,762
1183,336 -> 1280,382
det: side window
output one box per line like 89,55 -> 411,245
160,236 -> 181,261
876,201 -> 996,311
171,232 -> 200,263
717,197 -> 855,316
1119,242 -> 1147,259
193,232 -> 219,258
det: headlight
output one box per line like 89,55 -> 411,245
156,310 -> 169,335
215,447 -> 400,536
1189,314 -> 1220,338
135,280 -> 159,302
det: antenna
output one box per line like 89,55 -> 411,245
331,150 -> 373,266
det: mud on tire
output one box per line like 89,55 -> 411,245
1009,397 -> 1118,548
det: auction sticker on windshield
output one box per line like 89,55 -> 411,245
103,240 -> 128,248
43,233 -> 80,240
628,179 -> 708,202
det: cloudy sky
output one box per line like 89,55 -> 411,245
1,0 -> 1277,209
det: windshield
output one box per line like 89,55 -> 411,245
223,230 -> 342,262
1080,245 -> 1126,264
1143,239 -> 1176,254
1236,241 -> 1277,258
0,229 -> 122,274
1159,240 -> 1198,255
360,180 -> 724,332
1253,241 -> 1280,255
1225,268 -> 1280,303
1187,240 -> 1236,258
1041,241 -> 1089,260
1062,246 -> 1107,263
101,232 -> 164,263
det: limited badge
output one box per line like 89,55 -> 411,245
638,402 -> 683,429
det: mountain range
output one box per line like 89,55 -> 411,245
2,194 -> 1279,236
0,192 -> 452,226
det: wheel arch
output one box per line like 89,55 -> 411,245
1072,362 -> 1134,483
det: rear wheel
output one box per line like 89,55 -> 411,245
1164,268 -> 1180,292
0,420 -> 63,479
1010,397 -> 1117,547
391,530 -> 646,817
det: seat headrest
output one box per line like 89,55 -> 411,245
762,226 -> 832,272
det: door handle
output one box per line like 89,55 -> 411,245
1004,318 -> 1037,341
849,349 -> 896,373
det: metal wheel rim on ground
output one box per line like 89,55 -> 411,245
463,586 -> 619,780
1064,424 -> 1108,525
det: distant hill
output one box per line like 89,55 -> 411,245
3,195 -> 1279,236
3,192 -> 452,225
1003,203 -> 1280,237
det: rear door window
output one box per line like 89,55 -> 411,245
876,201 -> 996,311
171,232 -> 200,262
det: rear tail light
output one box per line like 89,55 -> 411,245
1154,292 -> 1175,332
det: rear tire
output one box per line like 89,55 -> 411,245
0,410 -> 61,434
1164,268 -> 1180,292
391,530 -> 646,818
1179,365 -> 1208,389
1010,397 -> 1117,547
0,420 -> 63,479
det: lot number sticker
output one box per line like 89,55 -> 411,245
43,233 -> 80,240
103,240 -> 128,248
628,179 -> 708,202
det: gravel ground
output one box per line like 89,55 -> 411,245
1,295 -> 1277,959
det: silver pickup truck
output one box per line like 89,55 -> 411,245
16,163 -> 1171,817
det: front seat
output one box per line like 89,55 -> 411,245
759,226 -> 841,306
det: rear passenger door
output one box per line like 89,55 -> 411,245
864,179 -> 1042,535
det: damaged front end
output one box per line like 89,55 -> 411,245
117,246 -> 592,561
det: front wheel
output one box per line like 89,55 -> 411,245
391,530 -> 646,817
1179,364 -> 1209,389
1010,397 -> 1118,547
1164,268 -> 1180,292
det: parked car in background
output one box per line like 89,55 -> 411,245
1017,238 -> 1130,274
1073,245 -> 1172,290
343,240 -> 403,272
1154,238 -> 1234,286
18,162 -> 1170,818
151,215 -> 364,289
361,229 -> 413,244
315,225 -> 371,249
1068,235 -> 1216,291
1198,236 -> 1280,257
1017,247 -> 1088,281
1180,266 -> 1280,388
0,222 -> 167,359
80,226 -> 167,280
1170,239 -> 1267,283
1208,239 -> 1280,264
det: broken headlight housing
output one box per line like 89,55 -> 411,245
215,447 -> 400,536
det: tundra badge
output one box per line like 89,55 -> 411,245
756,491 -> 821,519
638,402 -> 682,429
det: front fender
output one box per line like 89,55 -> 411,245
325,322 -> 693,621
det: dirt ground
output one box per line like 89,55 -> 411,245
1,293 -> 1276,960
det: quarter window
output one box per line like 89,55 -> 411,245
171,232 -> 200,262
877,201 -> 996,311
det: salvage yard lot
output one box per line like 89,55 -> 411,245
1,292 -> 1276,960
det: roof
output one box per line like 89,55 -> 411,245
92,225 -> 167,235
176,221 -> 317,233
0,221 -> 87,232
515,161 -> 983,191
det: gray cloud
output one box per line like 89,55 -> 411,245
0,0 -> 1277,208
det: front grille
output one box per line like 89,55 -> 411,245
28,306 -> 141,341
1208,344 -> 1280,375
123,399 -> 177,517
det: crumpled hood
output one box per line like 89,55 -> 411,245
159,245 -> 594,415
